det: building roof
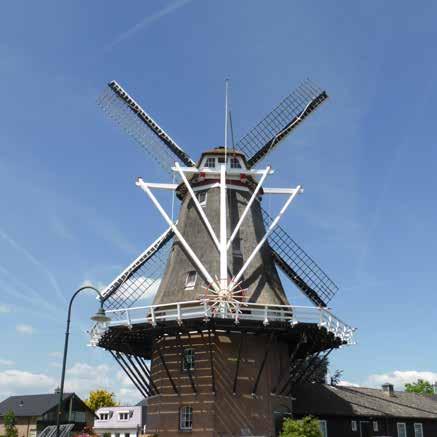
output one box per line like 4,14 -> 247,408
0,393 -> 74,417
94,405 -> 144,430
293,384 -> 437,419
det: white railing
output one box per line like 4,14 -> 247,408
90,300 -> 355,345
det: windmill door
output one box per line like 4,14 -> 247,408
360,421 -> 371,437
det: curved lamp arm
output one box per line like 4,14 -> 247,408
55,285 -> 107,437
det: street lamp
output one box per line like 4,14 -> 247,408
55,286 -> 111,437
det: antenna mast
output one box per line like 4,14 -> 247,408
224,79 -> 229,161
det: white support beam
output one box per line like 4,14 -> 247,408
219,164 -> 228,289
172,166 -> 274,176
229,185 -> 302,290
141,182 -> 178,191
263,187 -> 302,195
136,178 -> 220,292
174,162 -> 220,251
227,165 -> 271,250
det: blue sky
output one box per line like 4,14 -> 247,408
1,0 -> 437,403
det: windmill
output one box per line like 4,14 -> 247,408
91,79 -> 355,437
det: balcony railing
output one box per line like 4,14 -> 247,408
90,300 -> 355,346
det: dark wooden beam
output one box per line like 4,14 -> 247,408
155,337 -> 179,395
273,334 -> 306,394
207,328 -> 216,394
176,332 -> 197,394
233,331 -> 245,395
251,333 -> 274,396
125,353 -> 154,396
301,347 -> 334,383
139,357 -> 160,395
111,351 -> 149,398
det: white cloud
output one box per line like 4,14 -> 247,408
0,304 -> 11,313
0,369 -> 56,398
337,380 -> 360,387
0,359 -> 15,366
366,370 -> 437,390
16,324 -> 34,335
48,351 -> 62,358
0,362 -> 142,404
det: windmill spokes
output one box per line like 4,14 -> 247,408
98,80 -> 195,172
236,79 -> 328,168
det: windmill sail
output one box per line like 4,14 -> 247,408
236,79 -> 328,168
262,207 -> 338,306
98,80 -> 195,172
102,227 -> 174,316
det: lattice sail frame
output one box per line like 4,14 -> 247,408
236,79 -> 328,168
102,227 -> 174,318
98,81 -> 195,173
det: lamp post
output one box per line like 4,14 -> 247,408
55,286 -> 111,437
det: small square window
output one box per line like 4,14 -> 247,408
218,157 -> 225,164
182,348 -> 195,371
179,406 -> 193,431
229,157 -> 241,169
204,157 -> 215,168
99,413 -> 109,421
397,423 -> 407,437
185,271 -> 197,289
351,420 -> 357,431
118,412 -> 129,421
196,191 -> 207,207
373,421 -> 378,432
414,423 -> 423,437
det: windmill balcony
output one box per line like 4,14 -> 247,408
89,299 -> 355,348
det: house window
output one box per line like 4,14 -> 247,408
218,157 -> 225,164
179,406 -> 193,431
196,191 -> 207,207
351,420 -> 357,431
204,157 -> 215,168
182,348 -> 195,371
185,271 -> 197,289
125,433 -> 130,437
99,413 -> 109,420
229,157 -> 241,169
118,412 -> 129,421
397,423 -> 407,437
319,420 -> 328,437
373,421 -> 379,432
414,423 -> 423,437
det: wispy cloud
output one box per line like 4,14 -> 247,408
366,370 -> 437,390
50,215 -> 74,241
48,352 -> 62,359
0,359 -> 14,366
0,228 -> 65,304
16,324 -> 34,335
104,0 -> 195,52
0,303 -> 11,313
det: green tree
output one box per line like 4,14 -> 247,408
85,389 -> 118,412
4,410 -> 18,437
280,416 -> 322,437
405,379 -> 434,395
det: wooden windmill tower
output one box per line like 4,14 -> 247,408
91,79 -> 355,437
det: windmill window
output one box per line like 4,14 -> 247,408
205,157 -> 216,168
229,157 -> 241,169
185,271 -> 197,289
351,420 -> 357,431
233,248 -> 243,258
196,191 -> 207,207
414,423 -> 423,437
179,406 -> 193,431
182,348 -> 195,371
373,421 -> 378,432
397,423 -> 407,437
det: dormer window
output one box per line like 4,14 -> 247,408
185,271 -> 197,289
118,411 -> 130,421
197,191 -> 207,207
204,157 -> 215,168
99,412 -> 109,421
230,157 -> 241,169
